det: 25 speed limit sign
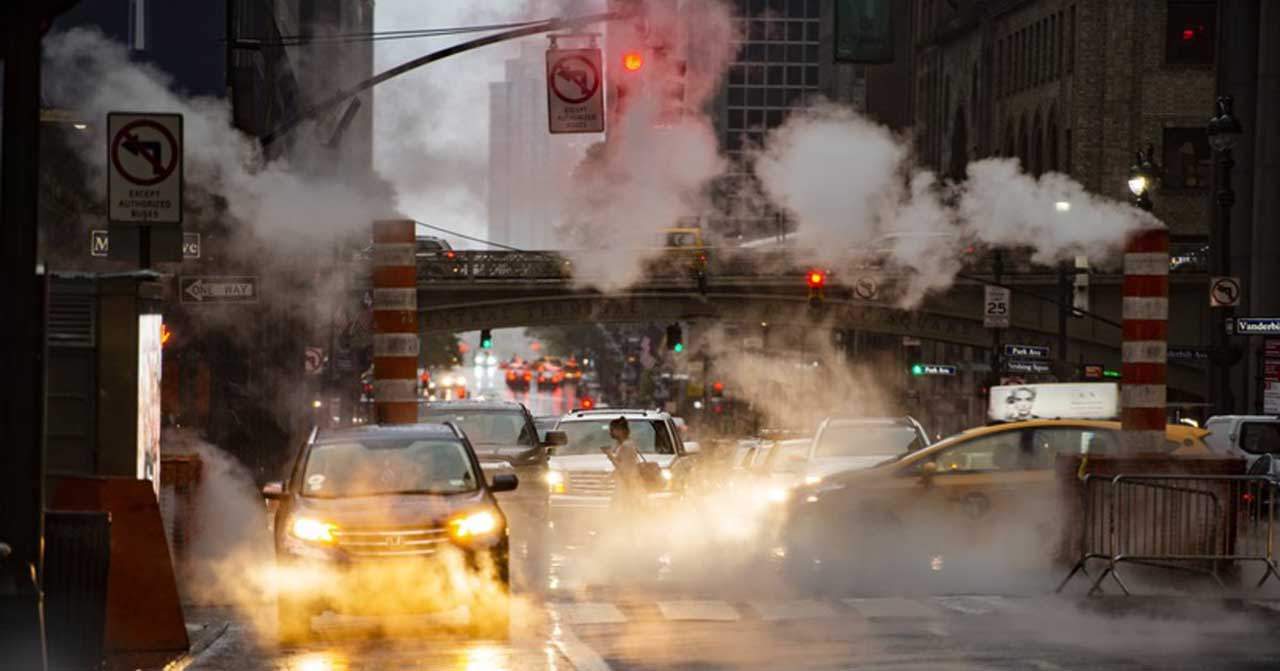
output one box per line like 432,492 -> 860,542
984,285 -> 1011,328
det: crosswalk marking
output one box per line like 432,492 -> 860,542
749,599 -> 840,621
657,600 -> 742,622
843,597 -> 941,619
932,595 -> 1012,616
550,601 -> 628,625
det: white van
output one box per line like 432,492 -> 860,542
1203,415 -> 1280,475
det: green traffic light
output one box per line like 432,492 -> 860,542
911,364 -> 925,376
673,342 -> 684,353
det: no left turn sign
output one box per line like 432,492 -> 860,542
1210,276 -> 1242,307
546,48 -> 604,134
108,112 -> 183,225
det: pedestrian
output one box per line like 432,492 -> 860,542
602,416 -> 645,512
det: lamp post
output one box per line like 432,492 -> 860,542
1206,96 -> 1245,415
1127,146 -> 1158,211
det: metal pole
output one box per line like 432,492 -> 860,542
1058,261 -> 1070,381
1217,146 -> 1237,414
0,2 -> 50,667
991,250 -> 1005,382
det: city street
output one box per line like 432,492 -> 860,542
175,491 -> 1280,671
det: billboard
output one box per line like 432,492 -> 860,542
138,314 -> 163,496
988,383 -> 1119,423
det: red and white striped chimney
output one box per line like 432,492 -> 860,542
1121,227 -> 1169,453
371,219 -> 419,425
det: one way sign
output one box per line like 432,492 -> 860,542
180,276 -> 257,304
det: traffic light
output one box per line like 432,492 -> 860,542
622,50 -> 645,72
807,269 -> 826,307
711,381 -> 725,395
580,396 -> 595,410
910,363 -> 925,377
666,323 -> 683,352
480,329 -> 493,350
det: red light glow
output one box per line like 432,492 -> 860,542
807,271 -> 826,288
622,51 -> 644,72
1181,27 -> 1195,41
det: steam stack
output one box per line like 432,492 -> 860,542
371,219 -> 419,424
1120,227 -> 1169,453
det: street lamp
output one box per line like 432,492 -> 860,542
1206,95 -> 1245,414
1127,145 -> 1159,212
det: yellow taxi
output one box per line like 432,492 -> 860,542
778,419 -> 1211,590
660,226 -> 709,273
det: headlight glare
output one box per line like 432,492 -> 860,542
450,510 -> 501,540
290,516 -> 337,544
804,474 -> 822,485
546,470 -> 566,494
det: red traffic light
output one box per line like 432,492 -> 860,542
580,397 -> 595,410
622,51 -> 645,72
712,381 -> 725,395
807,270 -> 826,288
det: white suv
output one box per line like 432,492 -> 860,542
546,409 -> 695,507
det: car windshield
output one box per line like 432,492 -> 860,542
302,438 -> 478,498
420,409 -> 535,446
814,424 -> 923,458
554,419 -> 675,456
763,440 -> 811,471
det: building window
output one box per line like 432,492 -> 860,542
1166,1 -> 1216,65
1162,127 -> 1211,189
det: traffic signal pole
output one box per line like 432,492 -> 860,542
1,3 -> 53,668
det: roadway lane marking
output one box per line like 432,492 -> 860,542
549,601 -> 628,625
932,595 -> 1011,615
749,599 -> 839,621
656,600 -> 742,622
843,597 -> 941,619
550,623 -> 614,671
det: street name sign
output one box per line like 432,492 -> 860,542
108,112 -> 183,224
1004,344 -> 1049,359
984,285 -> 1010,328
546,48 -> 604,134
1235,318 -> 1280,335
1006,359 -> 1052,374
180,276 -> 257,304
918,364 -> 957,376
1168,347 -> 1210,361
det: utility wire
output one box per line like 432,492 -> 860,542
255,19 -> 548,47
414,221 -> 524,252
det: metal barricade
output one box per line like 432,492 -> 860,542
44,511 -> 112,671
1058,474 -> 1280,595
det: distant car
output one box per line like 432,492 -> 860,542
415,235 -> 453,253
263,423 -> 516,642
419,400 -> 549,471
504,365 -> 533,390
546,409 -> 699,508
537,364 -> 565,388
804,417 -> 930,484
1203,415 -> 1280,476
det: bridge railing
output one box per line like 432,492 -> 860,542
411,242 -> 1210,283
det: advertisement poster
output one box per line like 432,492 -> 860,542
988,383 -> 1119,423
138,314 -> 163,497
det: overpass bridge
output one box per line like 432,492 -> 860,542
395,246 -> 1212,396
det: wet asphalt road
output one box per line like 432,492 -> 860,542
179,489 -> 1280,671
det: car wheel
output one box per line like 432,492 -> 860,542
277,596 -> 315,645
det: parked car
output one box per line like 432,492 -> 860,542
1203,415 -> 1280,475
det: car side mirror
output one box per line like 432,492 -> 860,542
490,473 -> 519,493
918,461 -> 938,485
262,481 -> 284,500
543,430 -> 568,448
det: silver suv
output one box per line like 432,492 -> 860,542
546,409 -> 697,506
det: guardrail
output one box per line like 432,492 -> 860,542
410,243 -> 1211,284
1057,474 -> 1280,595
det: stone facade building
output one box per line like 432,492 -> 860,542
914,0 -> 1217,239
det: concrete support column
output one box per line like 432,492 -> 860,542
1249,1 -> 1280,412
371,220 -> 419,424
1121,228 -> 1169,454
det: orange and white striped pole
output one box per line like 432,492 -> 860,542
371,219 -> 419,424
1121,227 -> 1169,453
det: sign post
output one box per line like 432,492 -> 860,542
546,46 -> 605,134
